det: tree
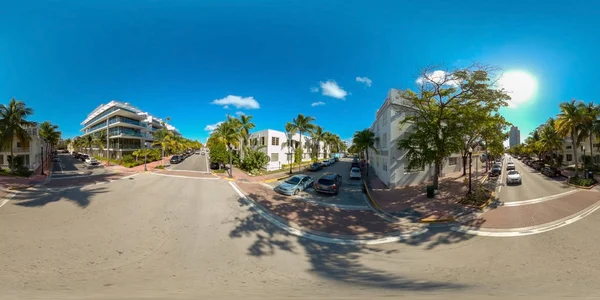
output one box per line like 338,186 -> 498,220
153,122 -> 174,165
39,121 -> 61,153
578,102 -> 600,166
240,145 -> 269,173
353,129 -> 378,176
397,65 -> 510,189
555,99 -> 585,176
213,116 -> 241,177
310,126 -> 326,160
93,129 -> 107,158
286,114 -> 315,171
208,140 -> 229,169
539,118 -> 564,165
0,98 -> 35,173
237,115 -> 255,160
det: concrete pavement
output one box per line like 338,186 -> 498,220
168,152 -> 210,173
4,172 -> 600,298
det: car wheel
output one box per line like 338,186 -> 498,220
294,189 -> 299,195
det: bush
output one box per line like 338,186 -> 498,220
459,185 -> 493,206
122,154 -> 135,164
213,169 -> 226,173
155,165 -> 165,170
240,148 -> 269,173
294,148 -> 303,164
568,176 -> 596,187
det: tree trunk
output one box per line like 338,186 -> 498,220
228,146 -> 233,177
365,148 -> 369,177
572,129 -> 579,177
462,154 -> 467,176
590,135 -> 594,166
299,132 -> 303,172
162,148 -> 165,166
9,140 -> 13,174
433,160 -> 441,189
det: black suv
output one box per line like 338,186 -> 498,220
308,162 -> 322,171
170,155 -> 182,164
315,172 -> 343,195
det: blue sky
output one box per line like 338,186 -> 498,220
1,0 -> 599,144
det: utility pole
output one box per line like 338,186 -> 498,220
106,118 -> 110,166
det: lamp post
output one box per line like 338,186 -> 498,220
583,146 -> 587,178
41,146 -> 45,175
286,131 -> 293,175
468,146 -> 473,194
144,141 -> 148,172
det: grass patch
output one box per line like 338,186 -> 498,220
458,185 -> 493,206
154,165 -> 165,170
568,176 -> 597,187
213,169 -> 226,173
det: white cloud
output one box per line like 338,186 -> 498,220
235,111 -> 245,116
310,87 -> 319,93
320,80 -> 348,100
311,101 -> 326,107
416,70 -> 459,87
204,122 -> 223,132
356,76 -> 372,87
211,95 -> 260,109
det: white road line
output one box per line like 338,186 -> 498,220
151,172 -> 220,180
120,173 -> 139,180
0,193 -> 18,209
228,181 -> 428,245
501,189 -> 580,207
260,182 -> 274,189
452,200 -> 600,237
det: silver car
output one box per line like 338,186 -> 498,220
506,170 -> 522,185
349,167 -> 361,179
274,175 -> 314,196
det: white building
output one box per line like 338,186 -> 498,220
248,129 -> 330,171
80,101 -> 180,159
0,126 -> 50,171
367,89 -> 483,188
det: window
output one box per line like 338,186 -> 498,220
567,154 -> 573,161
383,163 -> 387,171
271,153 -> 279,162
16,142 -> 21,148
566,146 -> 572,149
260,137 -> 265,146
405,164 -> 425,173
271,137 -> 280,146
449,157 -> 458,166
382,133 -> 387,148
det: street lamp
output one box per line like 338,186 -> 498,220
144,141 -> 148,172
468,146 -> 473,194
286,131 -> 293,174
582,146 -> 587,178
41,146 -> 45,175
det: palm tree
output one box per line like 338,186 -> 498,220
310,126 -> 326,160
93,129 -> 108,159
153,125 -> 174,166
539,118 -> 564,165
286,114 -> 316,171
64,138 -> 72,152
555,99 -> 585,176
237,115 -> 255,159
0,98 -> 35,173
579,102 -> 600,166
39,121 -> 61,153
353,129 -> 378,177
214,117 -> 241,178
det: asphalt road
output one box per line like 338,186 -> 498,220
169,153 -> 209,173
267,157 -> 367,207
51,153 -> 110,178
497,156 -> 574,202
3,172 -> 600,299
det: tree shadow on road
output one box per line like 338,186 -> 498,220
11,185 -> 109,208
228,192 -> 472,292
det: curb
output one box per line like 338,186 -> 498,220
362,180 -> 382,210
264,174 -> 292,183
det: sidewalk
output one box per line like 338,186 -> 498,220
0,156 -> 53,190
214,165 -> 302,183
103,156 -> 174,174
366,164 -> 489,221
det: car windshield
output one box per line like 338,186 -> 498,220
351,168 -> 360,172
172,156 -> 179,159
285,177 -> 301,184
508,170 -> 519,175
318,178 -> 334,185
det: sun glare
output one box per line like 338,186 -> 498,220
498,70 -> 537,107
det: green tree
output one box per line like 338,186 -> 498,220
152,122 -> 174,165
213,116 -> 241,177
286,114 -> 316,171
397,65 -> 510,189
352,129 -> 378,176
240,146 -> 269,173
237,115 -> 255,159
310,126 -> 325,160
555,99 -> 585,176
208,140 -> 229,169
578,102 -> 600,166
39,121 -> 62,153
0,99 -> 35,173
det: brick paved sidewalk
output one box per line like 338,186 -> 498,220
153,170 -> 218,178
237,182 -> 419,236
365,164 -> 490,221
214,166 -> 302,183
461,190 -> 600,229
0,156 -> 53,190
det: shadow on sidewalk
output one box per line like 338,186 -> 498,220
10,185 -> 109,208
228,193 -> 472,292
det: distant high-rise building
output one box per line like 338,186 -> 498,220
509,126 -> 521,148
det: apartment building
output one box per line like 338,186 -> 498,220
80,101 -> 180,159
367,89 -> 484,188
0,125 -> 50,171
560,137 -> 600,165
509,126 -> 520,148
248,129 -> 329,171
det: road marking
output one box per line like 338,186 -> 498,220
120,173 -> 139,180
452,199 -> 600,237
228,181 -> 428,245
151,172 -> 220,180
501,189 -> 580,207
0,192 -> 18,209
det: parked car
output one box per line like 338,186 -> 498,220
210,162 -> 220,170
314,172 -> 343,195
322,160 -> 331,167
532,161 -> 545,170
52,156 -> 60,162
506,170 -> 522,185
349,167 -> 361,179
85,157 -> 99,165
170,155 -> 182,164
334,157 -> 339,162
328,158 -> 336,165
308,162 -> 322,171
506,162 -> 515,171
274,175 -> 314,196
490,164 -> 502,177
541,166 -> 562,177
351,162 -> 360,169
80,154 -> 89,162
353,157 -> 359,163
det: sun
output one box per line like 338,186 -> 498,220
498,70 -> 537,107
